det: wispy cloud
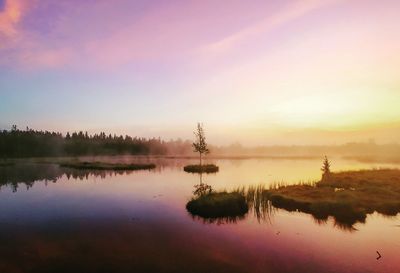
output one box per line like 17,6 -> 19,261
0,0 -> 340,70
201,0 -> 339,54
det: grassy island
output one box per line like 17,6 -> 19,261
59,161 -> 156,171
183,164 -> 219,173
186,191 -> 248,219
266,169 -> 400,227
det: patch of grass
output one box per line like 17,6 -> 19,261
186,191 -> 248,219
59,161 -> 156,171
266,169 -> 400,229
183,164 -> 219,173
240,184 -> 275,223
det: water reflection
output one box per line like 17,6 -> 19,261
268,194 -> 365,232
192,173 -> 212,197
242,185 -> 276,223
240,185 -> 362,231
188,214 -> 247,224
0,158 -> 399,273
0,163 -> 61,192
0,163 -> 154,192
2,163 -> 398,232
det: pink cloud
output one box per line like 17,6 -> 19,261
1,1 -> 282,70
0,0 -> 73,69
201,0 -> 341,54
0,0 -> 24,38
4,1 -> 319,70
81,2 -> 223,68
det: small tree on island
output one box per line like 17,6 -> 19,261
321,156 -> 331,182
192,122 -> 209,166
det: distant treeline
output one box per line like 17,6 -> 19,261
0,126 -> 192,158
1,126 -> 399,160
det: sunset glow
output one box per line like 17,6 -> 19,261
2,2 -> 400,272
1,0 -> 399,145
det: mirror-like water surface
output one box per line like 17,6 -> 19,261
0,157 -> 399,273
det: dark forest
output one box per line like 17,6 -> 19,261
0,126 -> 192,158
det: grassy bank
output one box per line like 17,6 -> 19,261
266,169 -> 400,228
186,191 -> 248,219
183,164 -> 219,173
59,161 -> 156,171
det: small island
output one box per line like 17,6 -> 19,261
59,161 -> 156,171
183,164 -> 219,173
183,123 -> 219,173
186,191 -> 249,219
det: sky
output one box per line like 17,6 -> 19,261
0,0 -> 399,145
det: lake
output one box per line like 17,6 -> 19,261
0,157 -> 399,273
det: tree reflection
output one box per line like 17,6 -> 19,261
192,173 -> 213,197
0,163 -> 61,192
0,163 -> 144,192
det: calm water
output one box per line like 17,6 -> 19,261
0,157 -> 399,273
